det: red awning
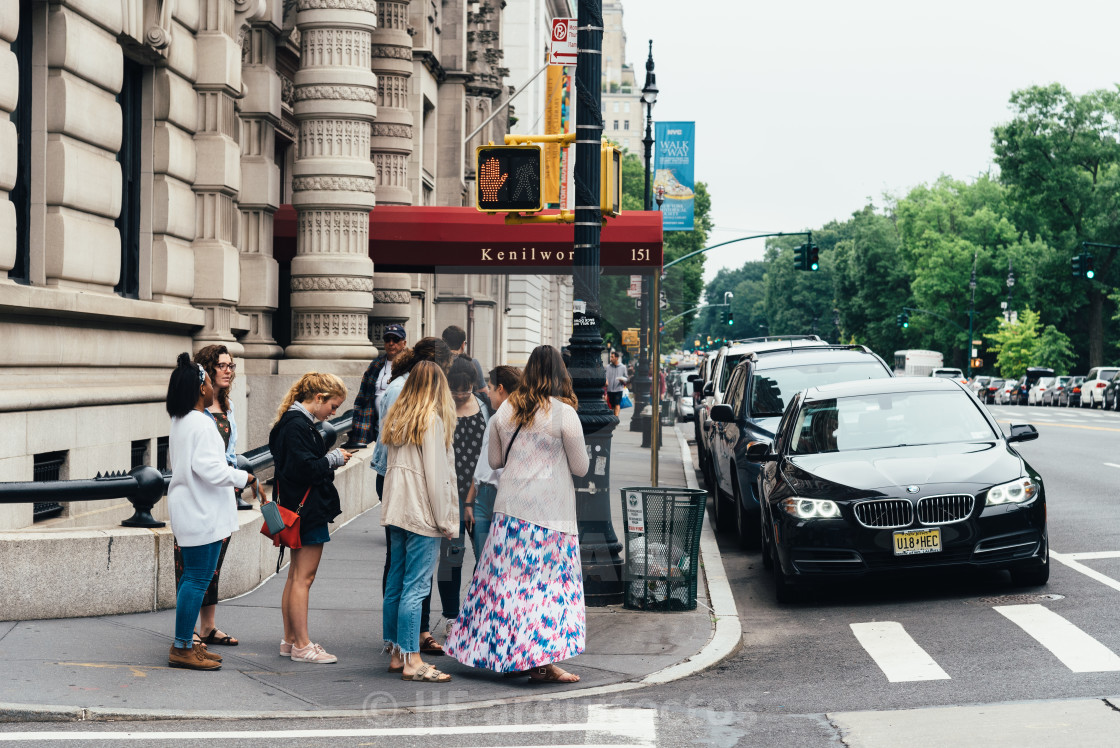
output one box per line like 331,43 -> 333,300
274,205 -> 662,274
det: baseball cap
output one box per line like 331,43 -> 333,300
382,324 -> 406,341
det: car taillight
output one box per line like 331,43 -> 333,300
1097,382 -> 1108,388
1073,387 -> 1081,394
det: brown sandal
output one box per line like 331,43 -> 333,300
402,663 -> 451,682
419,635 -> 444,656
528,665 -> 580,683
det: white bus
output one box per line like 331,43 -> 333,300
893,349 -> 944,377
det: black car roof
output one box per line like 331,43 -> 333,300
803,375 -> 963,401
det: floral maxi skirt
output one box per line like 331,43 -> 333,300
443,512 -> 585,672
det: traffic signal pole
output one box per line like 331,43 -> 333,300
569,0 -> 624,606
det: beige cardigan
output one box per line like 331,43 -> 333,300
381,414 -> 459,538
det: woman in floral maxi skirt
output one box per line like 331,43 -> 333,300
443,345 -> 589,683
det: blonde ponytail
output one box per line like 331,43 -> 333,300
273,372 -> 348,426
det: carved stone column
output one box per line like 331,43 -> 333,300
370,272 -> 412,342
370,0 -> 413,206
238,12 -> 284,358
287,0 -> 378,360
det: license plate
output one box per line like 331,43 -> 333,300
893,528 -> 941,556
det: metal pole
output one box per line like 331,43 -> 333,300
631,81 -> 655,441
569,0 -> 623,606
968,250 -> 977,378
650,271 -> 661,486
463,62 -> 550,145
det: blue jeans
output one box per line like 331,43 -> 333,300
471,483 -> 497,562
174,539 -> 224,648
383,527 -> 441,656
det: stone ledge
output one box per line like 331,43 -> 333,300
0,283 -> 205,330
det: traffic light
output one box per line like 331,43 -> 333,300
601,145 -> 621,217
1072,254 -> 1083,277
794,244 -> 806,271
896,313 -> 909,328
1085,253 -> 1096,279
807,243 -> 819,271
475,145 -> 543,212
727,308 -> 734,326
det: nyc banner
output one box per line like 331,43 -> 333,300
654,121 -> 695,231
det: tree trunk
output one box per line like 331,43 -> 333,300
1089,286 -> 1104,368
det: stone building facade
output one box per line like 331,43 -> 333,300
0,0 -> 575,532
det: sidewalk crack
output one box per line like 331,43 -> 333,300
1103,698 -> 1120,714
0,621 -> 17,646
238,670 -> 322,707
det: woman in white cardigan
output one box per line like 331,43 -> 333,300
165,353 -> 256,671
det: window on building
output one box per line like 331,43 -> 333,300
613,120 -> 619,130
156,436 -> 170,472
624,102 -> 631,113
613,102 -> 620,113
9,0 -> 33,284
32,451 -> 67,522
624,120 -> 629,130
115,57 -> 143,299
131,439 -> 149,468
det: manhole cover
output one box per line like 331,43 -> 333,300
976,593 -> 1065,605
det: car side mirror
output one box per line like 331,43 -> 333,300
745,441 -> 777,463
710,404 -> 735,423
687,374 -> 699,382
1007,424 -> 1039,443
703,382 -> 714,397
692,379 -> 704,395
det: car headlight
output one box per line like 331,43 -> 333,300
985,477 -> 1039,506
780,497 -> 841,519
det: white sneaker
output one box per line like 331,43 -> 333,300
280,639 -> 292,657
291,642 -> 338,664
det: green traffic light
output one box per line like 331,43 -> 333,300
810,262 -> 819,271
1087,269 -> 1096,279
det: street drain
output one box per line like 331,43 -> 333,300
976,593 -> 1065,605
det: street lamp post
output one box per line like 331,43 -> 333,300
967,250 -> 978,377
1004,259 -> 1015,322
630,41 -> 658,446
569,0 -> 623,606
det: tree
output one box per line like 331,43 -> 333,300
985,307 -> 1075,378
993,84 -> 1120,367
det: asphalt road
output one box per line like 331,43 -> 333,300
4,403 -> 1119,746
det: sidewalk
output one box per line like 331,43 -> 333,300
0,424 -> 737,721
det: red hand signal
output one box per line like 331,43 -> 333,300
479,157 -> 508,202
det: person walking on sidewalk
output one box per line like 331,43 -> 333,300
348,324 -> 407,449
442,324 -> 488,402
171,345 -> 241,652
372,337 -> 454,656
435,357 -> 491,631
444,345 -> 589,683
380,361 -> 459,683
269,373 -> 352,664
164,353 -> 256,671
605,350 -> 629,417
466,365 -> 521,561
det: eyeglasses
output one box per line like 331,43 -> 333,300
215,362 -> 237,371
382,336 -> 404,344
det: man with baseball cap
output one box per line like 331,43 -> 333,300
346,324 -> 407,449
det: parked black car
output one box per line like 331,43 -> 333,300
747,377 -> 1047,602
1058,376 -> 1086,407
1014,367 -> 1055,405
1103,372 -> 1120,410
982,379 -> 1005,405
707,345 -> 894,548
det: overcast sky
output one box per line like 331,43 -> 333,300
621,0 -> 1120,283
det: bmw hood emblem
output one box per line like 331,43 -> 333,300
906,485 -> 920,494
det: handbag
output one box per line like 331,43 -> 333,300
621,387 -> 633,409
259,485 -> 311,550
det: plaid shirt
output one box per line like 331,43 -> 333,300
351,354 -> 388,444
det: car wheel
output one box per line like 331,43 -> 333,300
733,473 -> 761,550
772,542 -> 798,603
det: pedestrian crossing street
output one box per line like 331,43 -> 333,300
851,603 -> 1120,682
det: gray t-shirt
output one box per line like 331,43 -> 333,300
606,362 -> 628,392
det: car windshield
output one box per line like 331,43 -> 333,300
749,360 -> 891,417
789,391 -> 998,454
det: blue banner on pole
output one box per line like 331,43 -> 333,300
654,121 -> 695,231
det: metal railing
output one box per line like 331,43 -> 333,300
0,412 -> 353,529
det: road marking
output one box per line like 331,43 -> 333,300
1050,550 -> 1120,594
1104,463 -> 1120,470
1061,550 -> 1120,560
850,622 -> 951,682
0,705 -> 657,743
994,604 -> 1120,672
994,420 -> 1120,433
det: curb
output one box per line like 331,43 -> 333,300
0,425 -> 740,723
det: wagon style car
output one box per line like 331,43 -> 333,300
749,377 -> 1047,602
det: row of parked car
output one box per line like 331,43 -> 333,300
676,335 -> 1048,602
969,366 -> 1120,408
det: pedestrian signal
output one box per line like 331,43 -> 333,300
475,145 -> 544,212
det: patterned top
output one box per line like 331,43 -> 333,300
488,398 -> 590,536
453,404 -> 488,506
211,411 -> 232,450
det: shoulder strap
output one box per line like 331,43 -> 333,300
504,422 -> 523,464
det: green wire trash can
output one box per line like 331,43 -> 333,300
620,486 -> 708,611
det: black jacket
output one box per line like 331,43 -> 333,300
268,410 -> 342,529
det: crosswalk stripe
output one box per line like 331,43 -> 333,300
994,604 -> 1120,673
850,622 -> 951,682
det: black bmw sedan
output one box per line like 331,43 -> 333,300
750,377 -> 1047,602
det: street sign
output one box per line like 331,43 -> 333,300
621,328 -> 639,346
549,18 -> 577,65
628,275 -> 642,298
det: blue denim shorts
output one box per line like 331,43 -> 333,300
300,522 -> 331,546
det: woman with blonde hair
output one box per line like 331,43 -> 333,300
444,345 -> 589,683
268,372 -> 352,664
380,360 -> 459,683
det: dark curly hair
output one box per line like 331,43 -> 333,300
166,352 -> 205,418
194,344 -> 233,412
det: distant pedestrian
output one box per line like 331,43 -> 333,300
269,373 -> 352,664
441,325 -> 488,401
380,361 -> 459,683
444,345 -> 589,683
348,324 -> 407,449
435,357 -> 491,630
605,349 -> 629,417
170,345 -> 242,651
466,365 -> 521,561
164,353 -> 256,671
371,337 -> 454,656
